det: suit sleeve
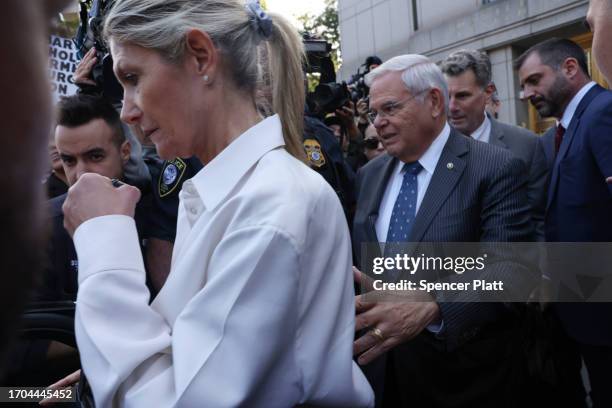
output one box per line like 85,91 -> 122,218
437,156 -> 539,350
354,166 -> 364,203
587,99 -> 612,195
526,139 -> 548,241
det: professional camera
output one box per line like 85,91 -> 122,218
346,55 -> 382,101
303,35 -> 335,82
311,82 -> 352,115
304,40 -> 381,116
74,0 -> 123,102
347,71 -> 367,101
303,34 -> 352,117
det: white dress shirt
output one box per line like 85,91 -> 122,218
375,122 -> 451,242
559,81 -> 597,129
469,113 -> 491,143
374,123 -> 450,333
73,115 -> 374,407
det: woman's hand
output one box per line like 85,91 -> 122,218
62,173 -> 141,237
39,369 -> 81,406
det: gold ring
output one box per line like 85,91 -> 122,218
370,327 -> 385,342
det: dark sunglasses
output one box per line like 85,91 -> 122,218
363,138 -> 380,149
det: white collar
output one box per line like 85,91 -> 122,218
560,81 -> 597,129
404,122 -> 451,175
189,115 -> 285,210
470,113 -> 490,143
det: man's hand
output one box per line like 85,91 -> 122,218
356,98 -> 370,124
353,268 -> 440,365
335,100 -> 356,124
335,101 -> 361,141
74,47 -> 97,87
62,173 -> 141,237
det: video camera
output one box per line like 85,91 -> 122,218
303,34 -> 351,117
304,34 -> 379,117
74,0 -> 123,102
346,56 -> 382,102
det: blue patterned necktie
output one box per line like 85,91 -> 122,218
384,161 -> 422,281
386,161 -> 423,244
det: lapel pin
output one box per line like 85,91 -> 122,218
447,162 -> 454,170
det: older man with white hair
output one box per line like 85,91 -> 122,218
352,54 -> 538,407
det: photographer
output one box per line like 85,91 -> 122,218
315,55 -> 383,173
356,96 -> 371,134
325,114 -> 369,172
347,55 -> 381,126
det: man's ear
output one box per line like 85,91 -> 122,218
429,88 -> 445,119
120,140 -> 131,165
562,57 -> 581,80
184,29 -> 218,82
484,83 -> 495,103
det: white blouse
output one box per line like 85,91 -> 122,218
73,115 -> 374,407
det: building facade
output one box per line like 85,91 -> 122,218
337,0 -> 607,132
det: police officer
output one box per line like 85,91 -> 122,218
303,107 -> 356,223
40,94 -> 154,302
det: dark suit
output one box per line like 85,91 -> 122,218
353,129 -> 538,407
541,84 -> 612,407
488,115 -> 548,241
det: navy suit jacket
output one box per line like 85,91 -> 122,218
541,84 -> 612,346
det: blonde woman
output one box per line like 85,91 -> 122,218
61,0 -> 373,406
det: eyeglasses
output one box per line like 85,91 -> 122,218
363,138 -> 381,149
367,89 -> 429,123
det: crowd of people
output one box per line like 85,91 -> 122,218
1,0 -> 612,407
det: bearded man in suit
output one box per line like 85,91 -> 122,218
517,37 -> 612,408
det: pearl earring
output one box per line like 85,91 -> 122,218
203,75 -> 209,82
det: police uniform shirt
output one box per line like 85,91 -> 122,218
145,156 -> 203,243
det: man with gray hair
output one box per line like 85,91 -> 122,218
352,54 -> 537,407
440,49 -> 548,240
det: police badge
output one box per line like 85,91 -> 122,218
159,158 -> 187,197
303,138 -> 326,168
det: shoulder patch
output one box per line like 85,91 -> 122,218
159,158 -> 187,198
303,138 -> 326,168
